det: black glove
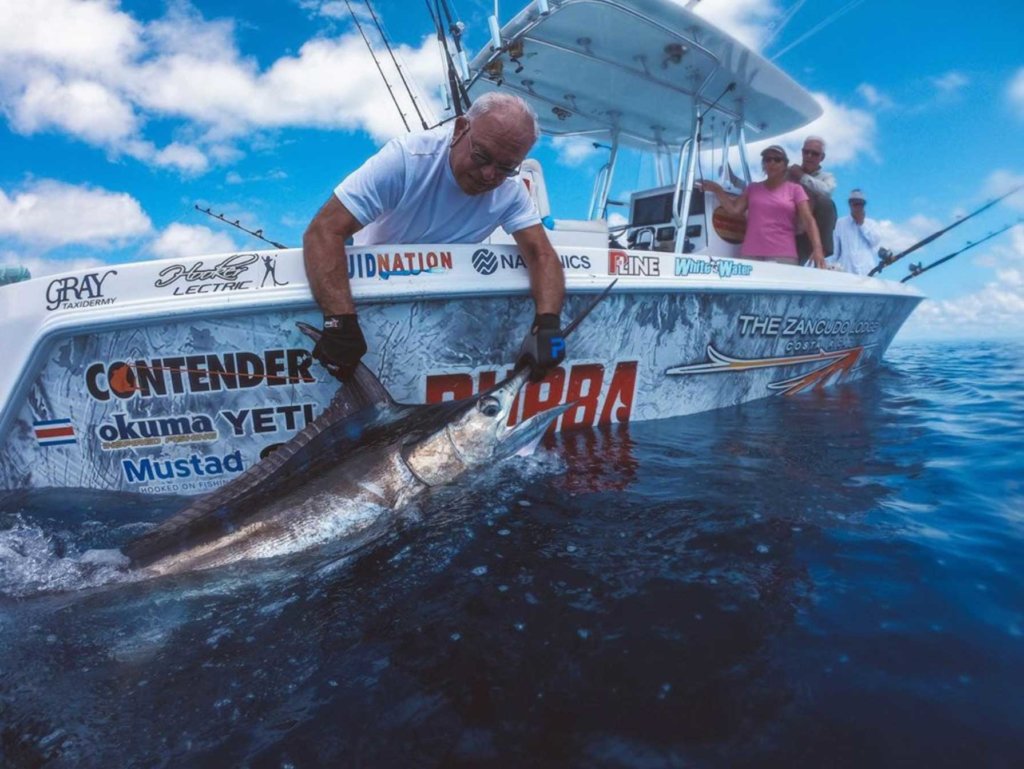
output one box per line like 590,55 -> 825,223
313,314 -> 367,382
517,313 -> 566,382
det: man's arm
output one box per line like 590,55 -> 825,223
512,223 -> 565,315
800,169 -> 837,198
302,196 -> 363,315
796,200 -> 825,268
861,218 -> 883,249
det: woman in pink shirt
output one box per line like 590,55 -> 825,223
699,145 -> 825,267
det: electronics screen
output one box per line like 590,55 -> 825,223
630,188 -> 706,227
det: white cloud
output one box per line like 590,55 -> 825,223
0,180 -> 151,248
549,136 -> 603,167
983,169 -> 1024,212
691,0 -> 780,52
899,224 -> 1024,339
0,0 -> 142,74
1010,68 -> 1024,120
856,83 -> 893,110
0,2 -> 443,172
8,73 -> 139,143
150,223 -> 239,259
871,214 -> 944,256
747,93 -> 876,168
1,253 -> 108,279
931,71 -> 970,96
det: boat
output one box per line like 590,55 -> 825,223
0,0 -> 922,496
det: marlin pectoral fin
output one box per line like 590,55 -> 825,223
503,401 -> 576,459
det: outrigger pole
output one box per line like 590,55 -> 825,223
364,0 -> 429,130
343,0 -> 411,132
870,183 -> 1024,277
900,219 -> 1023,283
194,205 -> 289,249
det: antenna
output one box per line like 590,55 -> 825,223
194,205 -> 289,250
343,0 -> 411,132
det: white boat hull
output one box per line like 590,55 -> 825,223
0,245 -> 921,495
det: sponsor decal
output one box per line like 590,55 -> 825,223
154,253 -> 258,295
609,250 -> 660,277
471,248 -> 591,276
666,345 -> 866,396
85,348 -> 315,402
45,270 -> 117,311
425,361 -> 638,430
122,449 -> 244,485
347,251 -> 453,280
219,403 -> 316,436
674,256 -> 752,278
260,254 -> 289,287
33,418 -> 77,447
96,413 -> 218,451
738,314 -> 881,340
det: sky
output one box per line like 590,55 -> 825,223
1,0 -> 1022,340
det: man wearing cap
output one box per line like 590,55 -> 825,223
788,135 -> 837,265
699,144 -> 825,267
833,189 -> 883,275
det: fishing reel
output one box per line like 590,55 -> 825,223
878,247 -> 895,265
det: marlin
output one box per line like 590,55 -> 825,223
119,284 -> 613,577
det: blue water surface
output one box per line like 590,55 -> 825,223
1,339 -> 1022,768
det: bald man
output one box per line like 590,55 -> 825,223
788,135 -> 838,265
304,92 -> 565,382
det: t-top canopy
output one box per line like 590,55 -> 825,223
466,0 -> 822,149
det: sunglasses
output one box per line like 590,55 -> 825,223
465,126 -> 522,178
802,148 -> 823,157
762,156 -> 787,164
849,201 -> 866,207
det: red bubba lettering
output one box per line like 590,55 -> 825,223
424,361 -> 638,430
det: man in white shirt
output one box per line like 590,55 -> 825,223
303,92 -> 565,382
833,189 -> 883,275
789,135 -> 837,264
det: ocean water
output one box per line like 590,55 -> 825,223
1,339 -> 1022,768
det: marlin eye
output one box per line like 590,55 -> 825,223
478,396 -> 501,417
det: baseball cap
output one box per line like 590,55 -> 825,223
849,189 -> 867,202
760,145 -> 788,162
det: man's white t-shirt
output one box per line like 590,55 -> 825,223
834,214 -> 882,275
335,126 -> 540,246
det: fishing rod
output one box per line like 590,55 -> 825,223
344,0 -> 411,132
870,182 -> 1024,277
364,0 -> 430,130
194,206 -> 289,249
900,220 -> 1023,283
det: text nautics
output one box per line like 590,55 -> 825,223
471,248 -> 591,276
675,257 -> 753,278
348,251 -> 453,280
154,253 -> 258,294
86,348 -> 314,401
738,314 -> 882,337
45,270 -> 117,311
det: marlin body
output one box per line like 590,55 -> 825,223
122,285 -> 612,576
123,361 -> 562,576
